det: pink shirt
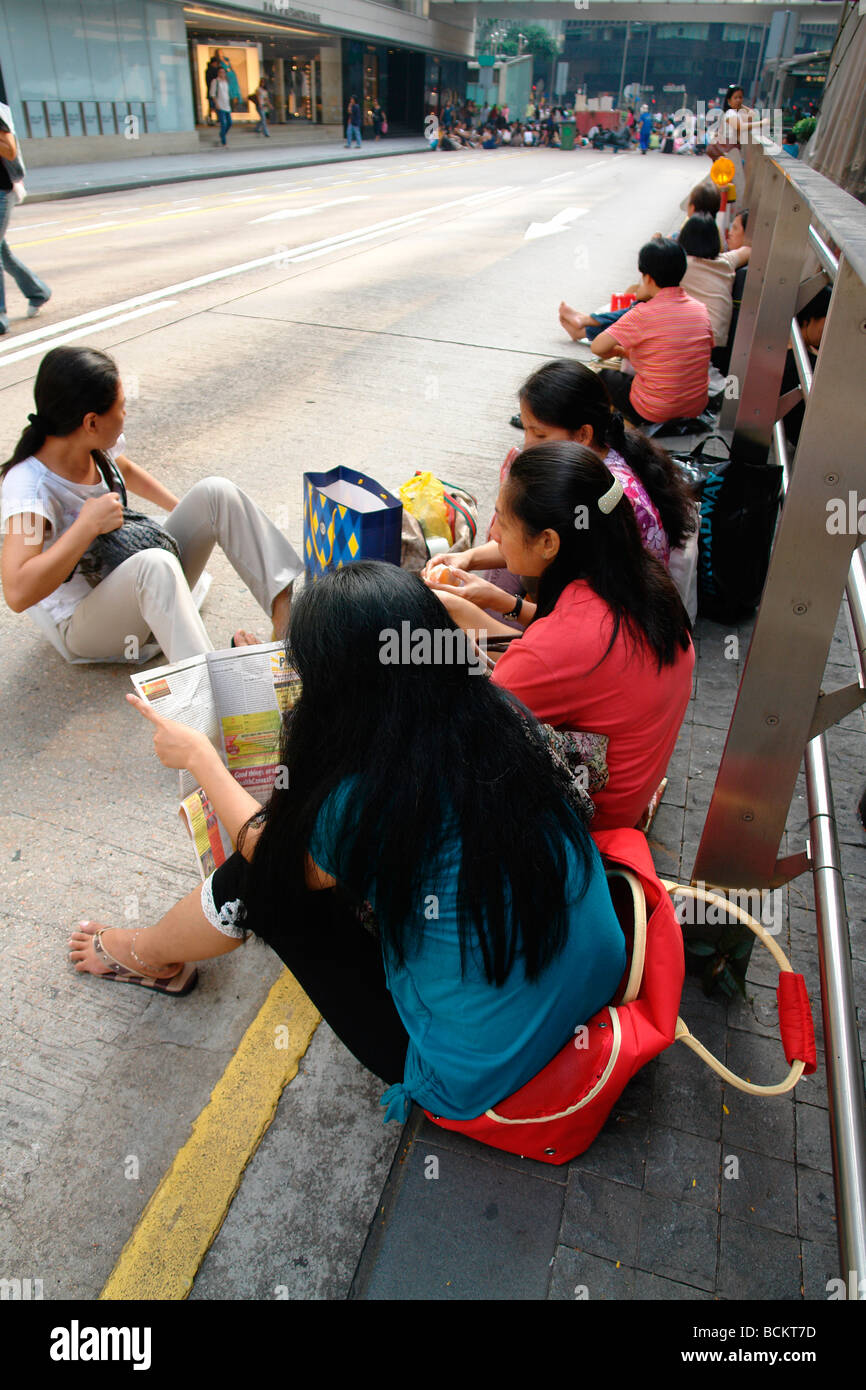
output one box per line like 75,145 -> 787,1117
492,580 -> 694,830
608,287 -> 713,423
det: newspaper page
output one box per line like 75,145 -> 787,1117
179,788 -> 234,879
130,642 -> 302,877
205,641 -> 302,803
130,653 -> 222,801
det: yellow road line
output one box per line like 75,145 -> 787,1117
100,968 -> 320,1301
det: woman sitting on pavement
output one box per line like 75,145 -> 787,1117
677,212 -> 750,368
69,561 -> 627,1126
1,346 -> 302,663
425,359 -> 697,614
424,444 -> 695,831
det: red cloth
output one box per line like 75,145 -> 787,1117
777,972 -> 817,1074
491,580 -> 694,830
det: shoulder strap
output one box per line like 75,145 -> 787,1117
661,881 -> 816,1095
94,452 -> 127,507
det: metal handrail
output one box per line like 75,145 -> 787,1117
772,324 -> 866,1288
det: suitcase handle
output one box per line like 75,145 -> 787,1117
661,881 -> 817,1095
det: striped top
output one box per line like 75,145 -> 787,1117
608,287 -> 713,423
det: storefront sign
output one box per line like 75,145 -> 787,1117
263,1 -> 321,23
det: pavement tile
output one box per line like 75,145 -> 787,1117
717,1217 -> 803,1300
561,1171 -> 642,1265
570,1112 -> 650,1189
632,1269 -> 715,1301
355,1141 -> 565,1301
721,1032 -> 796,1161
794,1097 -> 833,1177
636,1193 -> 718,1292
797,1166 -> 838,1244
800,1240 -> 845,1302
644,1126 -> 721,1209
719,1149 -> 798,1236
414,1117 -> 567,1185
652,1045 -> 724,1140
726,982 -> 782,1042
547,1246 -> 635,1301
796,1051 -> 828,1109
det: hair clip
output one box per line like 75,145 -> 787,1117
597,476 -> 624,514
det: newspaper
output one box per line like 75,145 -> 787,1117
131,641 -> 301,879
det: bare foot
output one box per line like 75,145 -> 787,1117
559,302 -> 595,342
68,921 -> 182,981
232,630 -> 262,647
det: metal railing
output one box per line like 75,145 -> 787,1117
690,139 -> 866,1288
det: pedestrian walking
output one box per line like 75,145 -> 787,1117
205,53 -> 221,125
252,81 -> 271,137
0,103 -> 51,336
210,67 -> 232,147
346,94 -> 362,149
372,100 -> 387,141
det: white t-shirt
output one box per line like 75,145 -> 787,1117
1,438 -> 125,624
682,252 -> 738,346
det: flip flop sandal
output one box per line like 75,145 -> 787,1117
89,929 -> 198,997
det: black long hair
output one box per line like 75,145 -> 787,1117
239,562 -> 594,987
679,212 -> 722,260
518,360 -> 696,550
504,443 -> 692,669
1,346 -> 119,477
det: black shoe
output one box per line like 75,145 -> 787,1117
510,414 -> 522,430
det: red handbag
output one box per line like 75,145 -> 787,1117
425,828 -> 816,1165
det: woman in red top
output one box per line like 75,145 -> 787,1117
427,443 -> 694,830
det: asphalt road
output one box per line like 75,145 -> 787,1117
0,146 -> 703,1298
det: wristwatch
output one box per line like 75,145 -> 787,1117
502,596 -> 524,621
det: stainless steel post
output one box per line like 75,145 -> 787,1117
805,741 -> 866,1288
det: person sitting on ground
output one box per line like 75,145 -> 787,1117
560,238 -> 714,426
424,359 -> 697,617
779,286 -> 832,449
1,346 -> 301,663
69,560 -> 627,1129
424,444 -> 695,831
482,126 -> 499,150
678,212 -> 751,366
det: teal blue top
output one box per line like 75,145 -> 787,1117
309,782 -> 626,1123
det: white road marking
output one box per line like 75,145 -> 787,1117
0,303 -> 177,367
542,172 -> 575,184
6,220 -> 62,232
524,207 -> 588,240
0,185 -> 522,363
250,196 -> 369,224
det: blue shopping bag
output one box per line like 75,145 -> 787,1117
303,467 -> 402,582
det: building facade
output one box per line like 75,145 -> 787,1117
0,0 -> 472,164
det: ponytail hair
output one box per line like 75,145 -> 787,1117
518,359 -> 697,551
1,346 -> 120,477
504,442 -> 691,670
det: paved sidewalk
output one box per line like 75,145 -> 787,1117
23,136 -> 432,202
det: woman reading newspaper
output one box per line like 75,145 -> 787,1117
69,562 -> 626,1127
1,346 -> 301,662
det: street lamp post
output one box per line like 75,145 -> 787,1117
617,21 -> 632,111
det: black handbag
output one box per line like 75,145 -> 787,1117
688,436 -> 783,623
65,454 -> 181,587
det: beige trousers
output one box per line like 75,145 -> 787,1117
59,477 -> 302,664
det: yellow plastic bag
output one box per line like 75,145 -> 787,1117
398,471 -> 452,545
